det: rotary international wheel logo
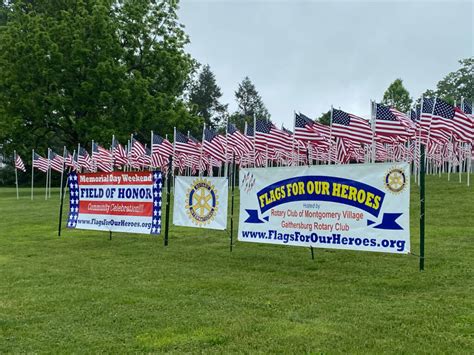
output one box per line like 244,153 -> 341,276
384,167 -> 407,193
185,178 -> 219,226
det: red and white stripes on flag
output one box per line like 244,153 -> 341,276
151,133 -> 173,168
50,151 -> 65,173
15,153 -> 26,172
227,123 -> 252,158
33,152 -> 49,172
331,109 -> 372,145
375,103 -> 415,141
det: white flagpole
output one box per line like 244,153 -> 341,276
329,106 -> 334,165
371,100 -> 376,163
224,115 -> 229,180
253,114 -> 256,168
45,148 -> 50,200
31,149 -> 34,200
292,111 -> 296,167
14,150 -> 19,199
200,124 -> 205,176
173,127 -> 176,176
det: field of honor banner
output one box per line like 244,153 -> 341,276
173,176 -> 228,230
238,163 -> 410,254
67,171 -> 162,234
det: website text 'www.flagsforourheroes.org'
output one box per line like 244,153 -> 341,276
77,218 -> 152,229
240,230 -> 407,252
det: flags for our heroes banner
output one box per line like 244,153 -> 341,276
238,163 -> 410,254
173,176 -> 228,230
67,171 -> 162,234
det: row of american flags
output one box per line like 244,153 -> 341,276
13,97 -> 473,176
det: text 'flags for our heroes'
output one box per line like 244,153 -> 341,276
238,162 -> 410,254
67,171 -> 162,235
173,176 -> 228,230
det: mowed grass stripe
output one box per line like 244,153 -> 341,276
0,175 -> 472,353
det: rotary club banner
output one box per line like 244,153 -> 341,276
67,171 -> 162,235
238,163 -> 410,254
173,176 -> 228,230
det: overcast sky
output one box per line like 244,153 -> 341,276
179,0 -> 473,128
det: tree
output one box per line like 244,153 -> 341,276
382,79 -> 412,112
232,76 -> 270,130
423,58 -> 473,105
188,64 -> 227,129
316,110 -> 331,126
0,0 -> 198,158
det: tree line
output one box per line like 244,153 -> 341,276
0,0 -> 472,162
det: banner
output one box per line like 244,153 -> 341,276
67,171 -> 162,235
238,163 -> 410,253
173,176 -> 228,230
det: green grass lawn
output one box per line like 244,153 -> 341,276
0,175 -> 473,353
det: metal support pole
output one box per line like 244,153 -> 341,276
230,153 -> 236,252
420,144 -> 426,271
310,246 -> 314,260
164,156 -> 172,246
57,171 -> 67,236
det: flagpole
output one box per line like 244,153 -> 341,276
111,135 -> 115,171
224,115 -> 229,180
45,149 -> 50,200
200,124 -> 205,177
31,149 -> 34,200
48,148 -> 52,198
329,106 -> 334,165
59,146 -> 65,201
253,114 -> 256,168
370,100 -> 376,163
14,150 -> 19,199
172,127 -> 176,177
292,111 -> 297,166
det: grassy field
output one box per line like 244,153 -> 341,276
0,175 -> 472,353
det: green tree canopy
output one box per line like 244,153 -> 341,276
231,76 -> 270,131
188,64 -> 227,129
382,78 -> 412,112
422,58 -> 473,105
0,0 -> 198,158
315,110 -> 331,126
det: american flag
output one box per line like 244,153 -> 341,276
50,151 -> 65,173
151,133 -> 173,168
65,150 -> 80,172
15,153 -> 26,172
112,138 -> 128,167
431,98 -> 474,143
78,147 -> 93,171
203,127 -> 226,161
268,124 -> 294,152
254,119 -> 272,151
462,101 -> 472,115
420,98 -> 435,140
174,130 -> 200,156
33,152 -> 49,172
92,142 -> 113,172
130,137 -> 146,159
375,103 -> 414,140
331,109 -> 372,144
227,123 -> 253,157
140,147 -> 152,167
294,112 -> 329,143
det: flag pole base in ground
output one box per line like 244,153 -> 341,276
420,144 -> 426,271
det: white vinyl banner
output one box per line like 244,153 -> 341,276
238,163 -> 410,254
173,176 -> 228,230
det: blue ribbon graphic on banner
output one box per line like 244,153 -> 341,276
244,175 -> 403,230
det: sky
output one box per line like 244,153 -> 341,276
179,0 -> 473,128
